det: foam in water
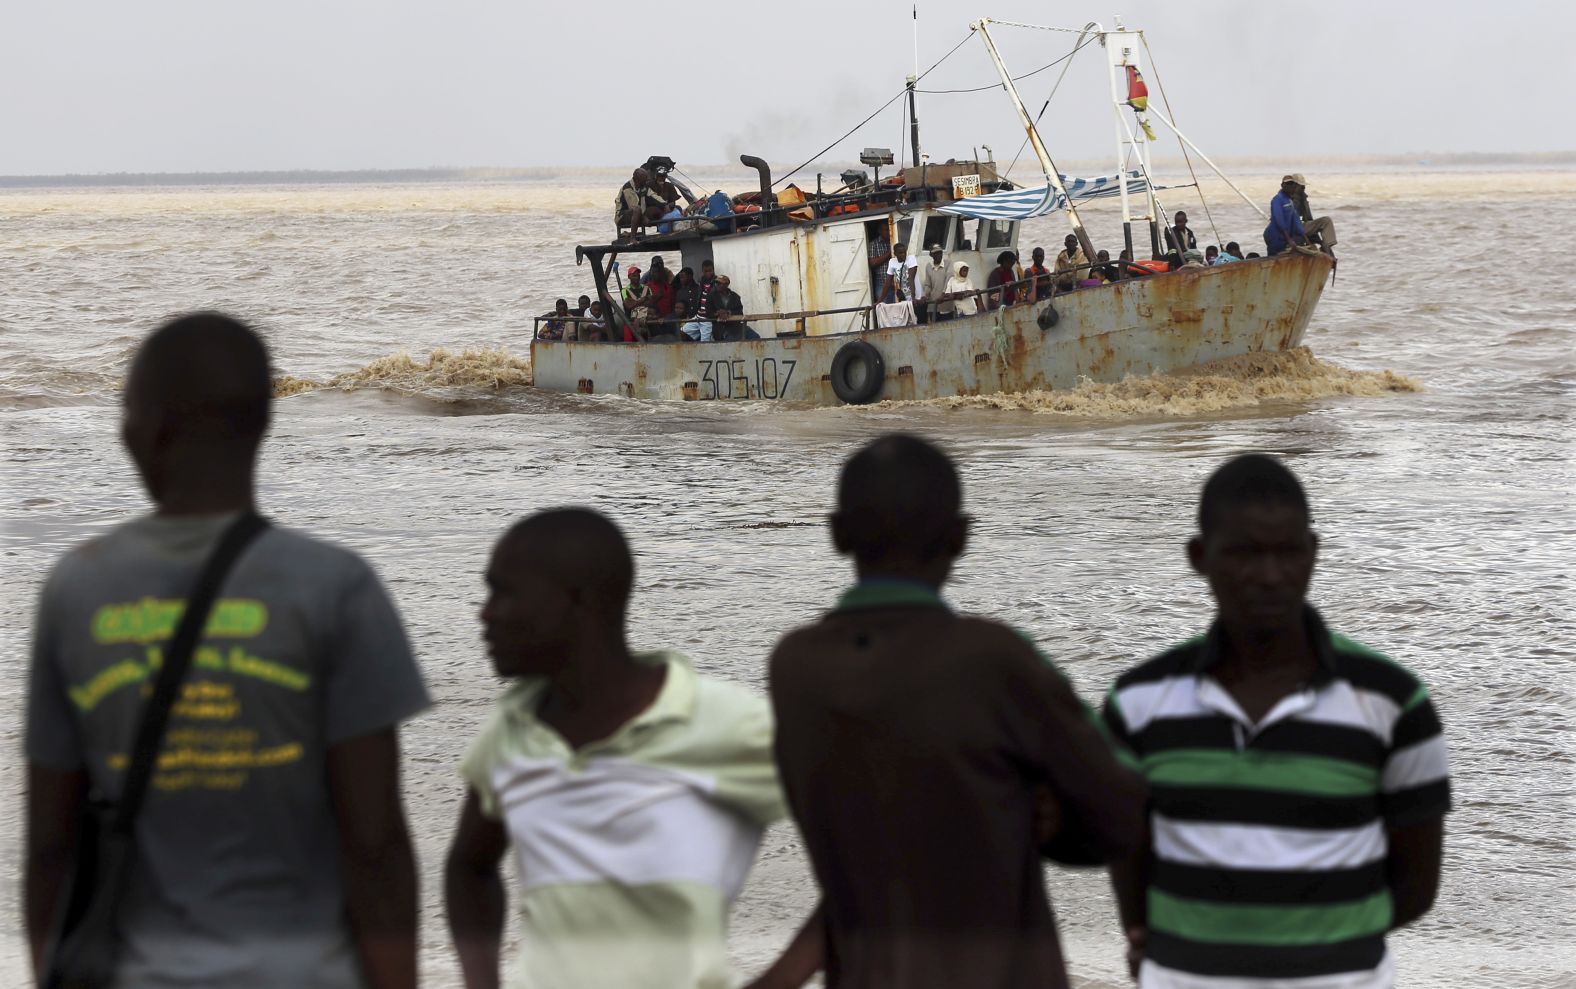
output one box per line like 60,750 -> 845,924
865,347 -> 1421,417
274,347 -> 532,397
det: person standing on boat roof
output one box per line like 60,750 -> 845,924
919,245 -> 950,322
1265,174 -> 1337,258
882,243 -> 918,304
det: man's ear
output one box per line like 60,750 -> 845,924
944,517 -> 968,562
1187,535 -> 1206,576
829,513 -> 853,557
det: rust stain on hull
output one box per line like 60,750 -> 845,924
532,254 -> 1333,407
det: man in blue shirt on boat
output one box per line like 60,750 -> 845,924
1264,174 -> 1337,258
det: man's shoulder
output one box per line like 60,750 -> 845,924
1113,634 -> 1206,691
692,673 -> 770,726
1326,632 -> 1428,706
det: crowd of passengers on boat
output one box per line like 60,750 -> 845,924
535,168 -> 1335,344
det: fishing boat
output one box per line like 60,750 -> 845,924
532,17 -> 1333,406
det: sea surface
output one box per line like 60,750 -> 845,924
1,167 -> 1572,986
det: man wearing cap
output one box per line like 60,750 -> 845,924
918,244 -> 950,323
1265,174 -> 1337,257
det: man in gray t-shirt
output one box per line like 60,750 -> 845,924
25,313 -> 429,989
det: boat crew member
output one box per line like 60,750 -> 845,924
1054,235 -> 1086,292
919,245 -> 950,322
447,509 -> 785,989
759,434 -> 1146,989
1105,455 -> 1449,988
1264,174 -> 1337,257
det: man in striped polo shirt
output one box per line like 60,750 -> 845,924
1104,455 -> 1450,987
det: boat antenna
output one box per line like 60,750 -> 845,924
907,5 -> 922,168
971,18 -> 1097,262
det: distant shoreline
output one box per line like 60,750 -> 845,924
2,151 -> 1573,190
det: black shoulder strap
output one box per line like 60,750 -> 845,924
110,511 -> 270,835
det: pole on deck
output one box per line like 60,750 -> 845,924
971,18 -> 1097,264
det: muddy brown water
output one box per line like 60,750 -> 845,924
2,169 -> 1572,986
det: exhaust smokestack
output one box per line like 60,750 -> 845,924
739,155 -> 776,226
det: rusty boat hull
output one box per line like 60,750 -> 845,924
530,252 -> 1333,406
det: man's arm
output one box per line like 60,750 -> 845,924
1387,819 -> 1444,930
1108,834 -> 1152,981
328,728 -> 419,989
25,764 -> 87,978
446,789 -> 510,989
1003,640 -> 1147,861
743,901 -> 824,989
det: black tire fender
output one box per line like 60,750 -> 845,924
829,340 -> 885,405
1037,304 -> 1060,330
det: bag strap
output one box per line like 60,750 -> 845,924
110,511 -> 270,835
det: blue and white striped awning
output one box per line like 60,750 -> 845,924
935,171 -> 1156,220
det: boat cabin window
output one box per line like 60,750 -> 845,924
921,215 -> 952,252
983,219 -> 1016,251
958,218 -> 979,251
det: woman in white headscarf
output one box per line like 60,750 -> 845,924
946,261 -> 980,317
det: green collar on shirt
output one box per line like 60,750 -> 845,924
833,580 -> 950,613
503,651 -> 698,753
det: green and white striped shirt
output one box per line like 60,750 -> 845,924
1103,609 -> 1451,987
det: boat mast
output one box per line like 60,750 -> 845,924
971,18 -> 1096,263
1103,25 -> 1162,259
907,5 -> 922,169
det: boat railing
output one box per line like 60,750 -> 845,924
533,257 -> 1229,341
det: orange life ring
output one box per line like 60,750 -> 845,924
1132,259 -> 1170,274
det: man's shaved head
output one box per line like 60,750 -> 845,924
122,312 -> 273,507
127,311 -> 272,443
502,508 -> 634,619
833,434 -> 965,571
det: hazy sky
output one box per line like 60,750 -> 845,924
2,1 -> 1566,175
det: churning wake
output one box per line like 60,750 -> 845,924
866,347 -> 1421,418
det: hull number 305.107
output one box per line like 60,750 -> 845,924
697,358 -> 797,400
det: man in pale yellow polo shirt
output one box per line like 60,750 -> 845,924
445,508 -> 784,989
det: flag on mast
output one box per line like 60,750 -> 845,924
1125,65 -> 1158,141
